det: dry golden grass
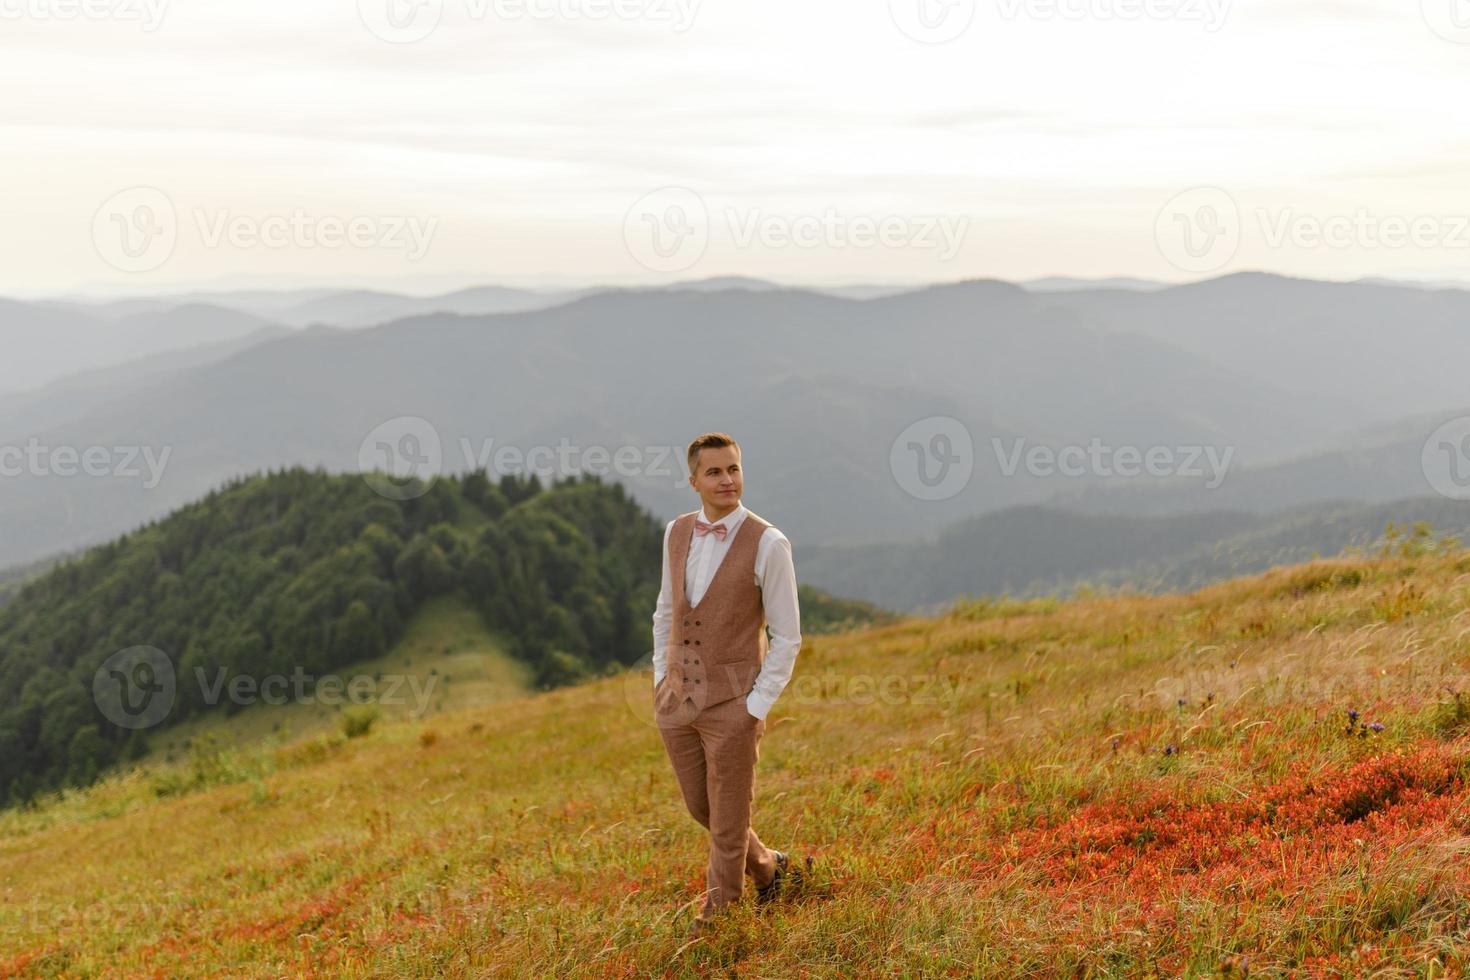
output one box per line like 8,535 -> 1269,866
7,549 -> 1470,976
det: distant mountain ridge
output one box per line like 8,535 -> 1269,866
0,276 -> 1368,569
801,495 -> 1470,611
5,272 -> 1469,597
38,276 -> 922,330
0,324 -> 291,445
0,300 -> 275,394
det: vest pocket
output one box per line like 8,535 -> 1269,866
707,640 -> 755,666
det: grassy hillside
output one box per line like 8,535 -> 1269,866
9,545 -> 1470,974
137,596 -> 534,766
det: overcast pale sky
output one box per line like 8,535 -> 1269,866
5,0 -> 1470,296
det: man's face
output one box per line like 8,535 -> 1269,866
689,445 -> 743,513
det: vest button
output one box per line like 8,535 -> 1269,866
683,639 -> 690,645
683,620 -> 690,627
694,640 -> 700,646
695,620 -> 701,626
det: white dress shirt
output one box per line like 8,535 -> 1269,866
651,501 -> 802,720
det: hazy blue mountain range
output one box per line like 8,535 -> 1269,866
0,276 -> 1363,568
0,324 -> 291,444
800,496 -> 1470,612
1044,403 -> 1460,518
0,301 -> 276,393
1035,272 -> 1470,428
45,277 -> 915,332
2,272 -> 1467,601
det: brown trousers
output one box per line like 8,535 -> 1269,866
656,687 -> 778,919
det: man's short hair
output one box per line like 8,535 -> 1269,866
687,432 -> 741,476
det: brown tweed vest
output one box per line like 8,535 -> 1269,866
653,508 -> 771,725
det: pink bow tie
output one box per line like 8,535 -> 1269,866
694,519 -> 728,540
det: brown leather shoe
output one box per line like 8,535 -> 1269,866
686,916 -> 709,940
756,850 -> 799,906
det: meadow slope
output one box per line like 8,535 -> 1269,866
7,544 -> 1470,976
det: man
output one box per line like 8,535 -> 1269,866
651,431 -> 804,938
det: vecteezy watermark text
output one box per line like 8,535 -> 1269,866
457,437 -> 687,485
888,0 -> 1229,44
725,209 -> 968,259
194,209 -> 436,260
93,646 -> 439,730
888,416 -> 1237,501
780,670 -> 961,710
1257,208 -> 1470,251
195,666 -> 437,717
0,0 -> 169,29
996,0 -> 1230,30
1422,0 -> 1470,44
1423,416 -> 1470,501
623,188 -> 971,274
1156,186 -> 1470,274
357,0 -> 700,43
993,437 -> 1234,489
359,417 -> 700,499
620,648 -> 964,728
0,440 -> 171,487
93,187 -> 439,274
890,415 -> 976,502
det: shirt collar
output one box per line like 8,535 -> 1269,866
698,500 -> 746,530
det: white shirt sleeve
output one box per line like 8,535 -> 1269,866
745,529 -> 802,720
651,520 -> 674,689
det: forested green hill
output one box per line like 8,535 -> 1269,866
0,467 -> 665,808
